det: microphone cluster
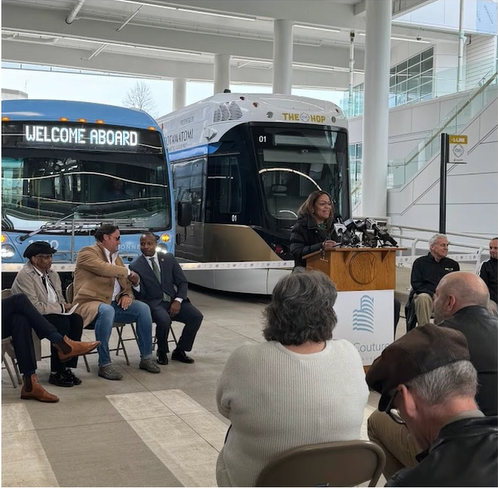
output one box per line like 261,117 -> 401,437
334,216 -> 398,248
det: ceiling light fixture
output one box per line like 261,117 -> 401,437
177,8 -> 256,21
295,24 -> 341,33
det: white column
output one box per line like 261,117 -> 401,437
361,0 -> 392,217
214,54 -> 231,94
457,0 -> 466,92
273,19 -> 294,94
173,77 -> 186,110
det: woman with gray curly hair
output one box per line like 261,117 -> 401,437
215,269 -> 369,487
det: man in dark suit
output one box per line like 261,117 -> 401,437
130,232 -> 203,365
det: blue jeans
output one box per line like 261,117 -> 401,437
94,300 -> 153,367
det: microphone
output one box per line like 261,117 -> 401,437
367,219 -> 398,247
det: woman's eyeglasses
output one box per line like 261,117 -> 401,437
386,390 -> 405,424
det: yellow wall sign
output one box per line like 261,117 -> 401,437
448,134 -> 467,163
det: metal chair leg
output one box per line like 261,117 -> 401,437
2,352 -> 18,388
83,355 -> 91,373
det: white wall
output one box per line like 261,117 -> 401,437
387,94 -> 498,235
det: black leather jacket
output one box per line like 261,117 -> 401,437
290,215 -> 338,267
441,306 -> 498,416
387,416 -> 498,487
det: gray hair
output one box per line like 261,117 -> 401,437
408,360 -> 477,405
429,233 -> 448,247
263,269 -> 338,345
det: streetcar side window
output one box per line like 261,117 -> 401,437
207,155 -> 242,218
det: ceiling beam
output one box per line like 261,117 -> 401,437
2,2 -> 364,70
2,41 -> 354,90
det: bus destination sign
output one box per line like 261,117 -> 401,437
24,125 -> 138,147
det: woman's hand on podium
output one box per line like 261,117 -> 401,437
322,240 -> 337,251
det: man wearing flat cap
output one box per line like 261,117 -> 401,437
12,241 -> 85,387
366,324 -> 497,486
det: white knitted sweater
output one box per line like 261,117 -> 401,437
216,339 -> 369,487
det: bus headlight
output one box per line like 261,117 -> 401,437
1,244 -> 16,258
156,244 -> 168,254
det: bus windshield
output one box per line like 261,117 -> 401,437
1,152 -> 171,233
251,125 -> 349,225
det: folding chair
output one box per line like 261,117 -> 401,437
2,337 -> 22,387
1,289 -> 23,386
256,440 -> 386,487
152,322 -> 179,351
66,284 -> 133,371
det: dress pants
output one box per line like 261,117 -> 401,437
44,314 -> 83,372
1,294 -> 63,375
151,300 -> 203,353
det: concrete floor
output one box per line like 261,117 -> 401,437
2,280 -> 406,487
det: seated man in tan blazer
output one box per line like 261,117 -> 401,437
73,224 -> 159,380
12,241 -> 85,387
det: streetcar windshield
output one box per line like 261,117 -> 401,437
1,152 -> 171,232
252,125 -> 349,225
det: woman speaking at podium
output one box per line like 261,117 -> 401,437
290,190 -> 339,267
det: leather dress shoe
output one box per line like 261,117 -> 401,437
62,368 -> 82,386
49,372 -> 74,388
157,350 -> 169,365
57,336 -> 100,362
171,349 -> 195,364
21,374 -> 59,403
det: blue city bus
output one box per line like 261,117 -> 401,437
1,99 -> 176,288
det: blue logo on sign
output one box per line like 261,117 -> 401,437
353,295 -> 374,333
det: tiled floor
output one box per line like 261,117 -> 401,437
2,286 -> 398,487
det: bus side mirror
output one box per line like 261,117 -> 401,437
177,201 -> 192,227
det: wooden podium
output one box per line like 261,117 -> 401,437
303,247 -> 400,292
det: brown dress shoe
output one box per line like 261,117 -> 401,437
21,374 -> 59,403
56,336 -> 100,362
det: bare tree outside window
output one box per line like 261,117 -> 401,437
122,81 -> 157,115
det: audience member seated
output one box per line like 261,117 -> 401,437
478,237 -> 498,316
73,224 -> 159,381
366,324 -> 498,486
2,293 -> 99,403
368,272 -> 498,479
130,232 -> 203,365
11,241 -> 85,387
215,269 -> 369,487
407,233 -> 459,328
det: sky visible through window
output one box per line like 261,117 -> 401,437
1,65 -> 346,118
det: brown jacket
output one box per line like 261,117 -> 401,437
73,242 -> 132,327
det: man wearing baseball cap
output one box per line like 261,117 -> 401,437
366,324 -> 497,486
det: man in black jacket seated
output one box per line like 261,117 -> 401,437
366,324 -> 497,487
478,237 -> 498,315
368,272 -> 498,478
130,232 -> 203,365
408,233 -> 459,328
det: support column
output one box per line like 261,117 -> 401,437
361,0 -> 392,217
273,19 -> 294,94
214,54 -> 231,94
173,77 -> 186,110
349,30 -> 355,115
457,0 -> 466,92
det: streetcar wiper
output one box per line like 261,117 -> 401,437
19,212 -> 75,242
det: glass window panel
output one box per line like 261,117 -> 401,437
408,54 -> 421,67
421,48 -> 434,60
421,58 -> 433,72
398,60 -> 408,72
